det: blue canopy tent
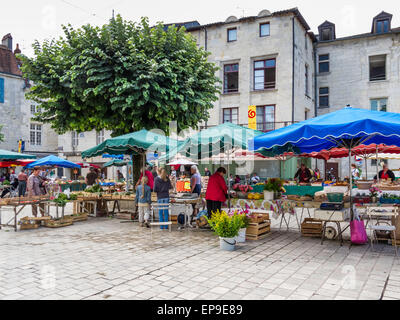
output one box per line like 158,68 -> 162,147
252,107 -> 400,216
25,155 -> 81,169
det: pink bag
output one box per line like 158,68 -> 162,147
350,219 -> 368,244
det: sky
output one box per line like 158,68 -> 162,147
1,0 -> 399,57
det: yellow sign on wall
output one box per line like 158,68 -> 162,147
248,105 -> 257,130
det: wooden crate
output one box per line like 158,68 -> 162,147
246,220 -> 271,240
249,213 -> 270,224
301,218 -> 323,237
70,213 -> 88,222
44,217 -> 73,228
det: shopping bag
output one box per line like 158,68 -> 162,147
350,219 -> 368,244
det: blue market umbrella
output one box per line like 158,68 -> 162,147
25,155 -> 81,169
252,107 -> 400,216
253,107 -> 400,155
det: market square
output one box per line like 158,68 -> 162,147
1,1 -> 400,303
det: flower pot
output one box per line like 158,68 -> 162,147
264,191 -> 274,201
219,237 -> 236,251
236,228 -> 246,243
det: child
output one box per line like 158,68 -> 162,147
135,176 -> 152,228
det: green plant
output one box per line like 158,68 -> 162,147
18,16 -> 220,182
3,180 -> 10,186
206,210 -> 242,238
85,185 -> 102,193
264,178 -> 285,192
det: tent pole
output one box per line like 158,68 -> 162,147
125,161 -> 129,192
349,150 -> 354,221
376,145 -> 379,183
364,155 -> 368,180
227,149 -> 231,210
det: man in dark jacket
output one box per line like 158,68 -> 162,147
374,164 -> 396,182
294,164 -> 312,183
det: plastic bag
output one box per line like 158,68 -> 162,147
350,217 -> 368,245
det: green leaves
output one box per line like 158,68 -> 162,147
19,15 -> 220,136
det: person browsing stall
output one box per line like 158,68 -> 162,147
27,167 -> 45,217
153,168 -> 173,230
294,164 -> 312,183
18,169 -> 28,197
136,167 -> 154,191
135,176 -> 152,228
86,167 -> 98,186
205,167 -> 228,219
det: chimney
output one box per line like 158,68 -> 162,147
14,43 -> 21,55
2,33 -> 13,50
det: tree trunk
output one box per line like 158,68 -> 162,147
132,154 -> 143,187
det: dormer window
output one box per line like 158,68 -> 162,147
376,19 -> 390,33
318,21 -> 336,42
321,29 -> 332,41
372,11 -> 392,34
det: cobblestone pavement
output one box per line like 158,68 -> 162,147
0,204 -> 400,300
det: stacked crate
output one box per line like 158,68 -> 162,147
246,213 -> 271,240
301,218 -> 323,237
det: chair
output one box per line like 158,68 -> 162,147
367,206 -> 398,256
150,202 -> 172,232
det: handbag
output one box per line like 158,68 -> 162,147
350,216 -> 368,245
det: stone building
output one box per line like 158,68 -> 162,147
183,8 -> 316,178
58,130 -> 113,179
0,34 -> 58,159
315,11 -> 400,179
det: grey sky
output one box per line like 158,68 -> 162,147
2,0 -> 399,56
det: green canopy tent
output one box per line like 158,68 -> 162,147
103,159 -> 129,168
82,129 -> 180,190
0,149 -> 37,161
159,122 -> 263,208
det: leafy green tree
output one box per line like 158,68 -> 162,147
19,16 -> 220,180
0,125 -> 3,142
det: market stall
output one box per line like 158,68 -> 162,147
251,107 -> 400,245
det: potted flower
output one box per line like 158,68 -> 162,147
369,186 -> 381,203
264,178 -> 285,200
206,210 -> 243,251
228,209 -> 250,243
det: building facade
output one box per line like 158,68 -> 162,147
0,34 -> 58,158
187,8 -> 316,130
58,130 -> 113,179
183,8 -> 316,178
315,11 -> 400,179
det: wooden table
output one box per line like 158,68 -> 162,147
0,199 -> 48,232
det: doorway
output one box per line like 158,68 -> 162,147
326,162 -> 339,181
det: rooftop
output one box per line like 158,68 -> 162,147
0,44 -> 22,77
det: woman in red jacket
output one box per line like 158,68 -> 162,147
205,167 -> 227,218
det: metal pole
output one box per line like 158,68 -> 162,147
376,145 -> 379,183
348,151 -> 354,221
227,149 -> 231,210
364,155 -> 368,180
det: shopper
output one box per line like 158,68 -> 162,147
136,167 -> 154,191
204,168 -> 211,177
251,173 -> 260,184
27,167 -> 45,217
135,176 -> 152,228
86,167 -> 98,186
153,168 -> 173,230
18,169 -> 28,197
205,167 -> 228,218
